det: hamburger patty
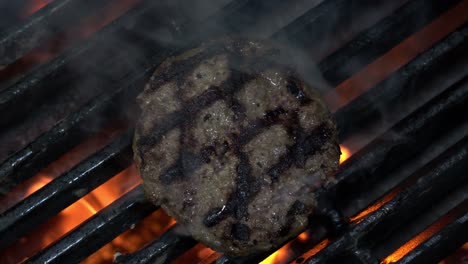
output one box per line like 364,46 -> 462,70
133,38 -> 340,256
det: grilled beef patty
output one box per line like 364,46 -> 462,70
133,38 -> 340,256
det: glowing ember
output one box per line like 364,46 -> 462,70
339,145 -> 351,164
0,125 -> 122,214
297,231 -> 309,242
297,239 -> 330,260
349,189 -> 399,223
381,206 -> 463,264
260,231 -> 311,264
175,244 -> 219,264
22,0 -> 54,17
325,0 -> 468,112
261,245 -> 290,264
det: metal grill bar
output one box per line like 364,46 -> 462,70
115,225 -> 197,264
0,130 -> 133,250
0,0 -> 446,197
26,185 -> 157,264
0,0 -> 300,195
334,74 -> 468,209
272,0 -> 407,60
0,0 -> 466,262
318,0 -> 462,86
396,200 -> 468,264
336,24 -> 468,141
0,65 -> 148,195
0,0 -> 226,193
300,135 -> 468,263
0,0 -> 114,66
0,0 -> 162,130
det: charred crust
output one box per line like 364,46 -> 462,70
137,71 -> 254,156
276,200 -> 307,237
159,149 -> 203,185
204,206 -> 232,227
231,223 -> 251,241
227,97 -> 246,121
219,141 -> 230,156
237,107 -> 288,146
160,165 -> 184,185
203,114 -> 211,121
289,200 -> 307,216
201,145 -> 216,163
286,76 -> 311,105
268,122 -> 333,183
233,151 -> 255,220
264,107 -> 287,124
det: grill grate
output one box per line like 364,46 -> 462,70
0,0 -> 467,263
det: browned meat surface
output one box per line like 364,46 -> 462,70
133,38 -> 340,256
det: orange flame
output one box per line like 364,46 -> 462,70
297,231 -> 310,242
349,189 -> 399,223
297,239 -> 330,261
0,166 -> 142,264
261,231 -> 311,264
0,125 -> 127,264
261,246 -> 290,264
84,209 -> 176,263
339,145 -> 351,164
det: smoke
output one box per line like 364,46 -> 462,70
0,0 -> 414,163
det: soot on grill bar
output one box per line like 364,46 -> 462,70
0,0 -> 467,264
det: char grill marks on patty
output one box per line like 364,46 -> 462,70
133,38 -> 340,256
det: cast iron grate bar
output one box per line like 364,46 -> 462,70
298,135 -> 468,263
0,0 -> 407,133
1,0 -> 460,199
0,0 -> 294,194
317,0 -> 462,86
0,0 -> 257,131
0,0 -> 161,130
0,0 -> 115,67
336,23 -> 468,141
0,69 -> 148,196
272,0 -> 407,60
0,0 -> 243,194
395,200 -> 468,264
213,70 -> 468,264
115,225 -> 198,264
333,74 -> 468,209
25,185 -> 157,264
0,1 -> 464,262
0,0 -> 347,196
0,130 -> 133,250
